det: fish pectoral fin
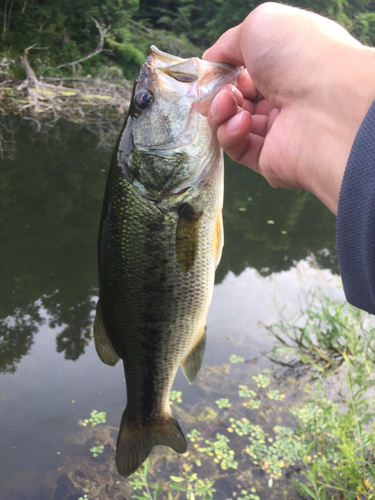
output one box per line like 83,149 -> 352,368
93,300 -> 120,367
176,203 -> 203,272
181,325 -> 207,384
213,210 -> 224,270
116,410 -> 187,478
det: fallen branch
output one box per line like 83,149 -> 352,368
1,77 -> 132,121
56,18 -> 111,71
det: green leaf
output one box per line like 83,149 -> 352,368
170,476 -> 184,482
317,486 -> 327,500
299,483 -> 319,500
311,460 -> 319,485
170,484 -> 186,491
195,483 -> 214,494
143,458 -> 150,477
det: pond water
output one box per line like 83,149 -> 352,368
0,117 -> 338,500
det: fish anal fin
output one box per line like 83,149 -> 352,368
181,324 -> 207,384
93,300 -> 120,367
176,203 -> 202,272
116,410 -> 187,478
213,210 -> 224,269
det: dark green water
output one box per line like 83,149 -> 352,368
0,117 -> 337,499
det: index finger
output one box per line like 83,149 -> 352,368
202,25 -> 244,66
203,26 -> 261,102
236,70 -> 261,101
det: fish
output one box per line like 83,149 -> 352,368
94,45 -> 242,478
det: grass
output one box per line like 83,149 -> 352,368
271,290 -> 375,499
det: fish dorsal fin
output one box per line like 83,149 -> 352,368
116,410 -> 187,478
181,324 -> 207,384
213,210 -> 224,269
176,203 -> 202,272
93,300 -> 120,366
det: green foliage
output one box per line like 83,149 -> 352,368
271,289 -> 375,372
169,390 -> 182,405
215,398 -> 232,409
128,459 -> 216,500
234,490 -> 260,500
83,410 -> 106,427
291,359 -> 375,498
229,354 -> 244,364
238,384 -> 257,398
270,291 -> 375,498
353,12 -> 375,46
197,434 -> 238,470
252,373 -> 271,388
266,389 -> 286,401
170,465 -> 216,500
74,287 -> 375,499
2,0 -> 375,83
90,445 -> 104,457
238,384 -> 261,408
241,422 -> 300,478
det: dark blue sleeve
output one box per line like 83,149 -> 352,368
337,100 -> 375,314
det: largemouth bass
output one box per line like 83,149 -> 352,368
94,45 -> 241,478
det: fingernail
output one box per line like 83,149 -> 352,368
227,111 -> 244,132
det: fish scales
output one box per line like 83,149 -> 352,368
94,45 -> 242,478
100,160 -> 221,410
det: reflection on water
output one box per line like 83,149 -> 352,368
0,117 -> 338,499
219,156 -> 337,281
0,118 -> 110,372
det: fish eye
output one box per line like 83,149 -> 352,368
135,89 -> 154,109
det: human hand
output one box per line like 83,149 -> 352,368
203,2 -> 375,214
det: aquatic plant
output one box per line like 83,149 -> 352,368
271,290 -> 375,498
73,287 -> 375,500
270,288 -> 375,372
128,459 -> 216,500
229,354 -> 245,364
169,390 -> 182,405
90,445 -> 104,457
82,409 -> 106,427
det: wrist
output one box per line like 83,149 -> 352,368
304,45 -> 375,214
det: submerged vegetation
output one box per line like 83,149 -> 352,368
37,286 -> 375,500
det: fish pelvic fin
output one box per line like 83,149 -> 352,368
181,324 -> 207,384
116,411 -> 187,478
93,300 -> 120,366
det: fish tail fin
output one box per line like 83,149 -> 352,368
116,410 -> 187,478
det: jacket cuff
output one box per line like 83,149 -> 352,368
337,100 -> 375,314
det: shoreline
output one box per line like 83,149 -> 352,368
0,77 -> 132,121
